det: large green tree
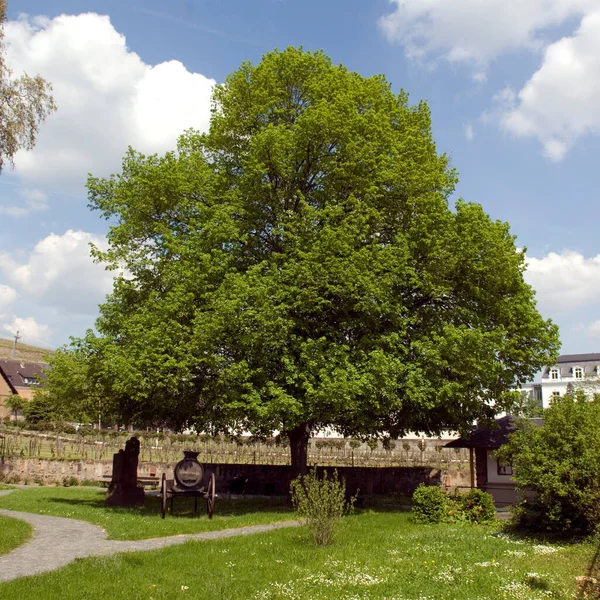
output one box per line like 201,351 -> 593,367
61,48 -> 558,475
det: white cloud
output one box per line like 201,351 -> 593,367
378,2 -> 600,159
0,229 -> 115,316
378,0 -> 595,67
4,12 -> 215,189
464,123 -> 475,141
0,284 -> 16,315
0,188 -> 49,217
1,316 -> 52,348
500,9 -> 600,161
0,285 -> 51,348
525,250 -> 600,312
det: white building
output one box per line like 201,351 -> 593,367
522,353 -> 600,409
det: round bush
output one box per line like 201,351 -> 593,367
460,488 -> 496,522
412,484 -> 447,523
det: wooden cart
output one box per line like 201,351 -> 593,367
161,451 -> 216,519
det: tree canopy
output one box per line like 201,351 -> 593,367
53,48 -> 559,474
40,341 -> 107,426
0,0 -> 56,172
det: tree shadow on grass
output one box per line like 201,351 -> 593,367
576,536 -> 600,599
499,522 -> 591,546
495,521 -> 600,599
46,494 -> 292,519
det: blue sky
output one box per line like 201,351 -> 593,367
1,0 -> 600,355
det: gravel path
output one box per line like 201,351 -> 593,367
0,496 -> 300,582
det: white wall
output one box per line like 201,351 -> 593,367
486,450 -> 515,485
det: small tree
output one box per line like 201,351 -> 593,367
290,469 -> 355,545
510,390 -> 544,418
22,394 -> 57,424
40,344 -> 109,425
496,392 -> 600,534
5,393 -> 23,419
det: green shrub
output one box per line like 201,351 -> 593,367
290,469 -> 355,546
26,420 -> 57,432
411,484 -> 447,523
58,424 -> 77,435
22,396 -> 58,424
496,391 -> 600,534
452,488 -> 496,523
413,485 -> 496,524
77,425 -> 94,437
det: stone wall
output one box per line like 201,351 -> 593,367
0,457 -> 171,485
0,457 -> 471,496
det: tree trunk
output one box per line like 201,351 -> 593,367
287,422 -> 311,481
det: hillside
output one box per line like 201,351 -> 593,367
0,338 -> 53,362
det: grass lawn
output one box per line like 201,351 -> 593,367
0,483 -> 15,490
0,514 -> 32,556
0,487 -> 293,540
0,511 -> 594,599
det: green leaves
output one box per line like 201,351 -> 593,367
51,48 -> 558,463
290,468 -> 355,545
0,0 -> 56,173
497,392 -> 600,533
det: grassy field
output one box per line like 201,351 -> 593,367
0,515 -> 32,556
0,511 -> 593,599
0,337 -> 50,361
0,487 -> 294,540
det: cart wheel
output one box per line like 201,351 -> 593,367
206,473 -> 216,519
161,473 -> 167,519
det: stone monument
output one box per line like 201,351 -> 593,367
105,436 -> 145,506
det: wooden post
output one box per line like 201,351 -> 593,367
469,447 -> 475,489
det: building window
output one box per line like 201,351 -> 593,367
550,368 -> 559,380
551,391 -> 560,398
497,461 -> 513,476
574,367 -> 584,379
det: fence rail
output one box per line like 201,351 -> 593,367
0,427 -> 469,469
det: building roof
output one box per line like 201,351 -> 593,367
0,359 -> 48,392
541,353 -> 600,379
557,353 -> 600,363
445,416 -> 543,449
